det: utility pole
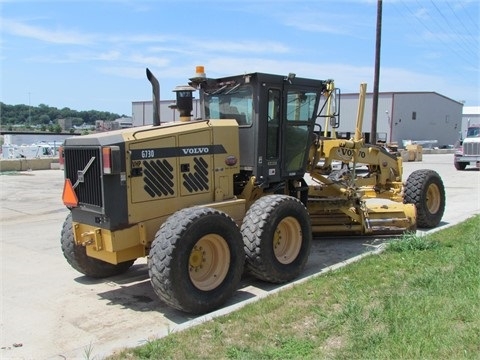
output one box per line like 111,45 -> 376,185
371,0 -> 382,144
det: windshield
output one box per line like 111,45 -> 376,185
203,84 -> 253,126
466,127 -> 480,138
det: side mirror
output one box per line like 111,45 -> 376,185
330,88 -> 341,128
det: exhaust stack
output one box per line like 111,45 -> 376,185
146,68 -> 161,126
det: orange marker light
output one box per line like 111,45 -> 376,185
102,147 -> 112,174
58,146 -> 64,165
62,178 -> 78,207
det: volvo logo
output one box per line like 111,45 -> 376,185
73,156 -> 96,189
182,147 -> 210,155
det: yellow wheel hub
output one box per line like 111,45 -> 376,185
189,248 -> 204,268
273,216 -> 302,265
189,234 -> 230,291
426,183 -> 441,214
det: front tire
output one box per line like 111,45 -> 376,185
454,161 -> 467,170
148,207 -> 244,314
60,213 -> 134,278
404,170 -> 446,228
242,195 -> 312,283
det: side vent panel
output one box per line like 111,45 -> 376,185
129,130 -> 214,204
181,156 -> 210,195
143,159 -> 175,198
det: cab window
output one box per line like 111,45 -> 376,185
204,85 -> 253,126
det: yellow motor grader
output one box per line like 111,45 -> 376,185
61,66 -> 445,313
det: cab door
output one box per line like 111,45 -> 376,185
281,86 -> 318,178
264,87 -> 282,182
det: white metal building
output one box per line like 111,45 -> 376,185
132,91 -> 464,149
337,92 -> 463,148
132,99 -> 201,127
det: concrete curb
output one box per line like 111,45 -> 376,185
157,245 -> 386,339
0,158 -> 60,172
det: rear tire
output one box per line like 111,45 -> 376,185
60,213 -> 134,278
148,207 -> 244,314
404,170 -> 445,228
242,195 -> 312,283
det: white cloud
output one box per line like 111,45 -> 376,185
1,18 -> 95,45
97,66 -> 146,79
97,50 -> 122,61
147,46 -> 195,56
21,50 -> 122,64
194,40 -> 290,54
283,16 -> 353,36
106,34 -> 174,44
414,8 -> 429,20
128,55 -> 171,67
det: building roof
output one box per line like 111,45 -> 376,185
341,91 -> 464,105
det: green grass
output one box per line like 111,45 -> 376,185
109,215 -> 480,360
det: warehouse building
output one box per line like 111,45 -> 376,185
132,90 -> 464,149
337,91 -> 463,148
132,100 -> 202,127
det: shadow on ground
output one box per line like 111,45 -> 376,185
81,236 -> 394,324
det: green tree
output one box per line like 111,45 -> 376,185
0,102 -> 122,127
39,114 -> 51,124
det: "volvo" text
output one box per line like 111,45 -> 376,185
182,147 -> 209,155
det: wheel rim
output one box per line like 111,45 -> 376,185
273,216 -> 302,265
426,183 -> 441,214
189,234 -> 230,291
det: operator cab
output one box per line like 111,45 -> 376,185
195,71 -> 334,193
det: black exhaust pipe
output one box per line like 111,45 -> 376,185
146,68 -> 161,126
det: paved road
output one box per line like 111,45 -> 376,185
1,154 -> 479,359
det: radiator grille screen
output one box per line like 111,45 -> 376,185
64,147 -> 103,208
464,142 -> 480,156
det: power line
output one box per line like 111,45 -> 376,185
395,0 -> 478,70
446,1 -> 478,41
454,0 -> 480,33
427,0 -> 478,60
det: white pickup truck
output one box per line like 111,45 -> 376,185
454,125 -> 480,170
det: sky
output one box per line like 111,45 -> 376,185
1,0 -> 479,116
